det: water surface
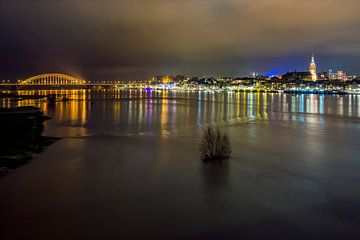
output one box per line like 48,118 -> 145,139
1,90 -> 360,239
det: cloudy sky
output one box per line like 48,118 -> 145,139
1,0 -> 359,81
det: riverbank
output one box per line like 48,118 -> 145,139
0,106 -> 59,176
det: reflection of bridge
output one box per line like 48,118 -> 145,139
0,73 -> 148,89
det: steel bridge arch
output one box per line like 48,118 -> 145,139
19,73 -> 86,85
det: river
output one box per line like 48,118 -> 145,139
1,90 -> 360,239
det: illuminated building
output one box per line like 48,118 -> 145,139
319,72 -> 328,80
329,69 -> 336,80
309,54 -> 317,81
162,75 -> 173,84
336,71 -> 347,81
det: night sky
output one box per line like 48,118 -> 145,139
1,0 -> 359,81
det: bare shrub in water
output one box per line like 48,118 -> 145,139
199,127 -> 231,162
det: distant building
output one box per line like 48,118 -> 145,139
329,69 -> 336,80
161,75 -> 173,84
150,75 -> 173,84
198,77 -> 217,85
336,71 -> 347,81
282,71 -> 312,81
173,75 -> 185,82
318,71 -> 328,80
281,55 -> 319,81
250,72 -> 259,78
309,54 -> 317,81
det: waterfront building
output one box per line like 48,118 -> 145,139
281,71 -> 312,81
173,75 -> 185,82
149,75 -> 174,85
162,75 -> 173,84
309,54 -> 317,81
329,69 -> 336,80
319,71 -> 329,80
336,71 -> 347,81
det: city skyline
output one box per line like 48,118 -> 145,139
0,54 -> 356,82
1,0 -> 360,81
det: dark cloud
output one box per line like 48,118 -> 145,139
1,0 -> 359,81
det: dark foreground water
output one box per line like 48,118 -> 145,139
1,90 -> 360,239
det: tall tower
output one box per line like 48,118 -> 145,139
309,54 -> 317,81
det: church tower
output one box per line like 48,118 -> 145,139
309,54 -> 317,81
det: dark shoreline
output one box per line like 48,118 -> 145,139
0,106 -> 59,177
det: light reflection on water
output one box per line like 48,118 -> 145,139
1,90 -> 360,137
1,89 -> 360,239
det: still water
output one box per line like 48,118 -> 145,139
1,90 -> 360,239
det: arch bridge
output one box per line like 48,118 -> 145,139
19,73 -> 86,86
